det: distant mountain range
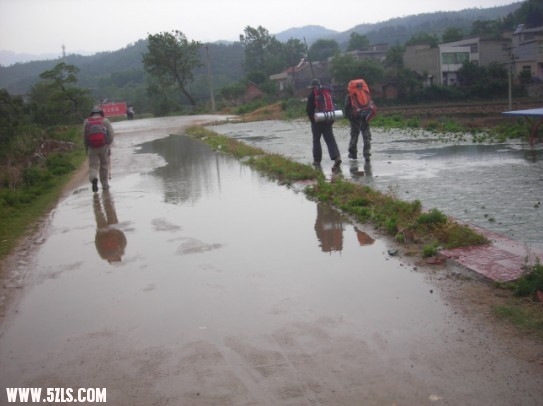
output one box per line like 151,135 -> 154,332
274,3 -> 522,46
0,3 -> 522,67
0,49 -> 95,67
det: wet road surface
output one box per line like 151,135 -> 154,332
1,116 -> 542,405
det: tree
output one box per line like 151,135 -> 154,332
457,61 -> 507,98
384,45 -> 405,72
516,0 -> 543,28
239,25 -> 284,78
0,89 -> 26,144
330,54 -> 384,86
218,82 -> 246,104
29,62 -> 92,126
142,30 -> 202,106
347,32 -> 370,51
470,20 -> 502,37
405,33 -> 439,48
442,27 -> 464,43
387,68 -> 422,99
283,38 -> 306,68
308,39 -> 340,62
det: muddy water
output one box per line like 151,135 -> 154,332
0,117 -> 542,405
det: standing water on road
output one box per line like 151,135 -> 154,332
1,117 -> 542,405
209,120 -> 543,250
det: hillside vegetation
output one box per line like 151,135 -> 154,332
0,2 -> 523,111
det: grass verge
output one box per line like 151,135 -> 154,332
0,126 -> 86,262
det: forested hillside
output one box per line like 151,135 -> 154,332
0,2 -> 523,111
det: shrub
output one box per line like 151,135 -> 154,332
46,153 -> 75,175
422,242 -> 439,258
23,166 -> 51,187
417,208 -> 448,226
512,260 -> 543,298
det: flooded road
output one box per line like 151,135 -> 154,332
1,116 -> 542,405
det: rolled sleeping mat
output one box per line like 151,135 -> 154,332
314,110 -> 344,122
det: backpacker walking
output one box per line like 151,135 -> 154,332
83,107 -> 115,192
306,79 -> 342,169
345,79 -> 376,162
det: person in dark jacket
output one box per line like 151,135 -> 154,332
306,79 -> 341,169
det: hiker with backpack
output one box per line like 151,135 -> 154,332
345,79 -> 377,162
306,79 -> 342,169
83,107 -> 115,192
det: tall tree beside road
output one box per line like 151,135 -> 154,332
29,62 -> 92,126
143,30 -> 202,106
240,25 -> 284,80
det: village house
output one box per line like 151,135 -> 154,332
345,43 -> 389,64
269,59 -> 332,96
403,35 -> 511,87
509,24 -> 543,83
269,26 -> 543,98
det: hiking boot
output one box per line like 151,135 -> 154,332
333,158 -> 342,168
348,153 -> 357,160
91,178 -> 98,193
313,161 -> 321,166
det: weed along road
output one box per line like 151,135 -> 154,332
1,116 -> 542,405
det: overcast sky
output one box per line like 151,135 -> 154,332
0,0 -> 518,55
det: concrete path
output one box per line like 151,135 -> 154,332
440,221 -> 543,282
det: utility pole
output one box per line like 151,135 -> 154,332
303,37 -> 315,78
205,45 -> 216,113
502,44 -> 518,111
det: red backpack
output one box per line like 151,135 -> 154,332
84,116 -> 108,148
348,79 -> 377,121
314,86 -> 335,114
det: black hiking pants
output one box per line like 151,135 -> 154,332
311,121 -> 340,163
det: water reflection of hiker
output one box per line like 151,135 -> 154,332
93,192 -> 127,263
83,107 -> 114,193
314,203 -> 344,253
349,160 -> 372,178
354,226 -> 375,247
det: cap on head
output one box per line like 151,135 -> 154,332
90,107 -> 104,117
308,78 -> 321,88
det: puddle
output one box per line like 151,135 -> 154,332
0,131 -> 439,375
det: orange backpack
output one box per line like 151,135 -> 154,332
348,79 -> 376,121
